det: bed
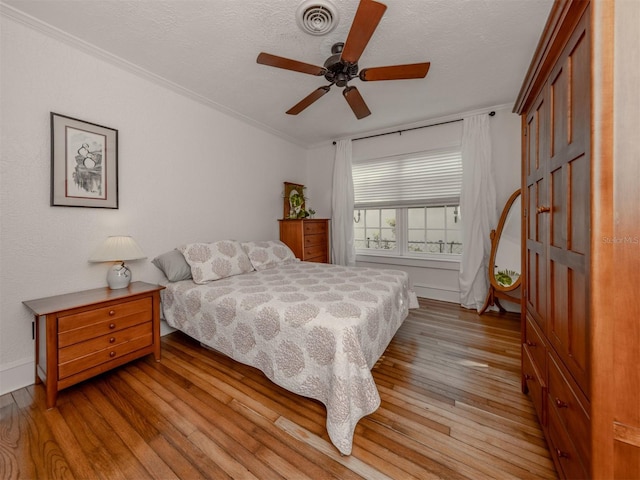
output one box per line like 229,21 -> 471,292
155,240 -> 411,455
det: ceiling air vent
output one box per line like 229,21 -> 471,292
296,0 -> 339,36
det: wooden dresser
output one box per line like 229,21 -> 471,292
279,218 -> 330,263
514,0 -> 640,478
23,281 -> 164,408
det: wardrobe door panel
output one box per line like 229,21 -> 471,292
544,8 -> 590,395
567,268 -> 588,387
550,66 -> 568,159
525,95 -> 549,333
549,260 -> 568,348
569,155 -> 589,255
551,166 -> 566,249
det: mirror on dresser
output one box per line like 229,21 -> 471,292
479,189 -> 521,314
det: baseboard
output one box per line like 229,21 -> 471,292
0,321 -> 177,396
413,283 -> 460,304
0,358 -> 34,396
160,319 -> 176,336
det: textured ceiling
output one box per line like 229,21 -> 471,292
3,0 -> 553,146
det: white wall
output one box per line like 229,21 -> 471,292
306,106 -> 522,303
0,17 -> 308,395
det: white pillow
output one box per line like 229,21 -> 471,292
178,240 -> 254,284
241,240 -> 298,271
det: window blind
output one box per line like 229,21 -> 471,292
352,148 -> 462,208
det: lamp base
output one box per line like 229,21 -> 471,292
107,262 -> 131,289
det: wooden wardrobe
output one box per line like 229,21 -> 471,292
514,0 -> 640,478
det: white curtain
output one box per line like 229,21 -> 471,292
459,115 -> 496,310
331,139 -> 356,266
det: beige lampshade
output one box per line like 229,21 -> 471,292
89,236 -> 146,262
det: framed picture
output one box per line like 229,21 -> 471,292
283,182 -> 305,219
50,112 -> 118,208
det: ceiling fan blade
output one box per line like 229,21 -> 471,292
359,62 -> 431,81
343,86 -> 371,119
286,86 -> 331,115
341,0 -> 387,64
257,52 -> 326,76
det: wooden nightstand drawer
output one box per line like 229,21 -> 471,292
59,297 -> 151,333
59,321 -> 152,363
58,297 -> 152,348
59,330 -> 153,379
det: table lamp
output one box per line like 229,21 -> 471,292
89,235 -> 146,289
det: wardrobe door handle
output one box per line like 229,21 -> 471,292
555,397 -> 568,408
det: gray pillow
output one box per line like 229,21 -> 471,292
151,249 -> 192,282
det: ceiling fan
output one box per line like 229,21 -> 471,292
256,0 -> 430,119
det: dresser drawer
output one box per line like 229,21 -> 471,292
58,298 -> 152,347
548,400 -> 589,480
59,322 -> 152,364
548,351 -> 590,466
524,313 -> 546,374
304,233 -> 327,247
305,254 -> 328,263
304,243 -> 327,259
58,329 -> 153,380
304,221 -> 327,235
522,344 -> 546,425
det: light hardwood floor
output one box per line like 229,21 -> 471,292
0,298 -> 557,479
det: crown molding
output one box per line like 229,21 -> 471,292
0,2 -> 307,148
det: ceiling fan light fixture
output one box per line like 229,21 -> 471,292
296,0 -> 339,36
335,72 -> 348,87
259,0 -> 430,119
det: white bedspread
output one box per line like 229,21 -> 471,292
161,261 -> 410,455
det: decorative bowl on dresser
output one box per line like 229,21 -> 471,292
23,281 -> 164,408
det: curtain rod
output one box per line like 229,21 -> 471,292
332,110 -> 495,145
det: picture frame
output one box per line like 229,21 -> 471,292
283,182 -> 305,219
50,112 -> 118,208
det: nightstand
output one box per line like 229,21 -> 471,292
23,281 -> 165,408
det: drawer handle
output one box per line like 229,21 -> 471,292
109,351 -> 116,358
555,398 -> 568,409
109,323 -> 116,329
109,310 -> 116,316
109,337 -> 116,343
555,448 -> 570,459
525,374 -> 535,381
536,206 -> 551,214
526,340 -> 537,347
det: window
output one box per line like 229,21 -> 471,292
353,148 -> 462,257
354,208 -> 396,251
407,205 -> 462,254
